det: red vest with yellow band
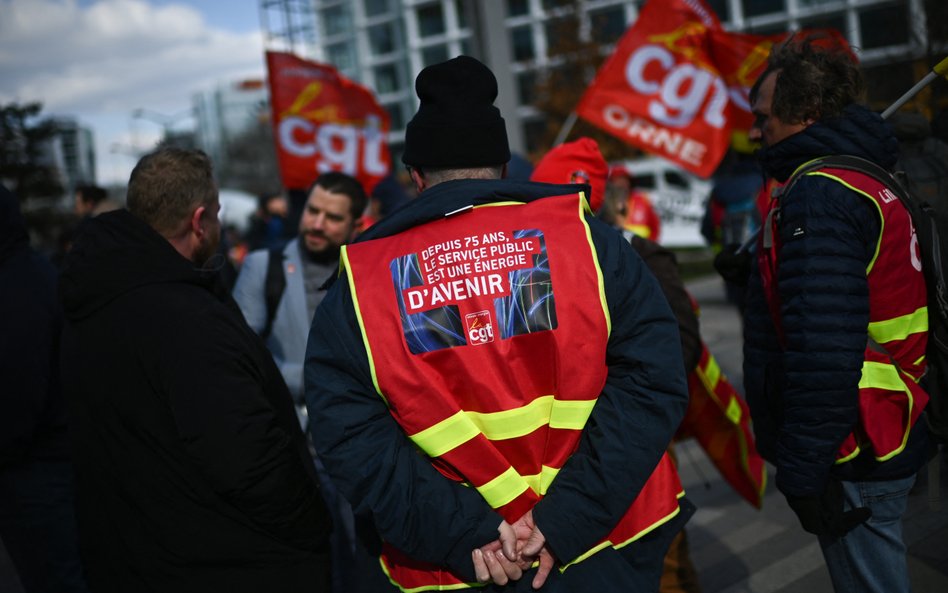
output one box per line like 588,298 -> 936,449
342,193 -> 684,592
758,164 -> 929,464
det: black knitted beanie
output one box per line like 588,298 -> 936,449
402,55 -> 511,168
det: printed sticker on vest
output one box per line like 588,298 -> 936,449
465,311 -> 494,345
389,229 -> 558,354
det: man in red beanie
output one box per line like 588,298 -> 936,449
305,56 -> 693,592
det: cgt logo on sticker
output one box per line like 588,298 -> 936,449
465,311 -> 495,345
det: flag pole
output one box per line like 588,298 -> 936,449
553,112 -> 578,147
881,55 -> 948,119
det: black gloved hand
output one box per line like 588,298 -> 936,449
713,244 -> 752,287
786,479 -> 872,537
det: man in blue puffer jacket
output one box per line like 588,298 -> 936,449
743,39 -> 930,593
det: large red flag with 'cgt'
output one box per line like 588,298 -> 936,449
266,51 -> 391,193
576,0 -> 850,177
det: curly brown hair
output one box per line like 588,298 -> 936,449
750,35 -> 863,125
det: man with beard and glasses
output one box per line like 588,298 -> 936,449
59,148 -> 331,593
233,171 -> 381,593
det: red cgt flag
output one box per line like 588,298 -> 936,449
577,0 -> 727,177
708,27 -> 853,140
576,0 -> 852,177
266,51 -> 391,193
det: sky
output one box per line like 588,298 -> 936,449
0,0 -> 267,185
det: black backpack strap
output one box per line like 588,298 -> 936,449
261,246 -> 287,340
778,154 -> 907,199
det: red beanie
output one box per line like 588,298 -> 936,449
530,137 -> 608,212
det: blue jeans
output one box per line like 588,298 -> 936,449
818,475 -> 915,593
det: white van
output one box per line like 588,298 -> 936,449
613,157 -> 711,248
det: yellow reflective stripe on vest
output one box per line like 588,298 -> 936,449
549,398 -> 597,429
409,411 -> 480,457
808,171 -> 884,273
578,193 -> 612,337
561,491 -> 685,571
340,246 -> 386,403
476,466 -> 530,508
868,306 -> 928,343
467,395 -> 553,439
857,361 -> 915,461
522,465 -> 561,496
859,360 -> 911,391
410,396 -> 598,456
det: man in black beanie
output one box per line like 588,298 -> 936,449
306,55 -> 693,592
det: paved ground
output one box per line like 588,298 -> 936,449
683,275 -> 948,593
3,274 -> 945,593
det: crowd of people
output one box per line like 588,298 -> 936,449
2,37 -> 945,593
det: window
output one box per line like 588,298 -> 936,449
862,61 -> 916,106
799,13 -> 847,40
321,4 -> 351,36
748,22 -> 787,36
422,44 -> 450,66
664,171 -> 689,190
635,173 -> 657,191
545,18 -> 576,57
589,6 -> 627,45
507,0 -> 529,17
374,63 -> 401,94
542,0 -> 571,11
327,42 -> 356,71
741,0 -> 784,18
705,0 -> 729,22
368,22 -> 396,55
455,0 -> 469,28
384,101 -> 407,131
511,26 -> 535,61
364,0 -> 389,17
859,3 -> 910,49
523,119 -> 547,154
797,0 -> 845,8
517,70 -> 538,105
417,2 -> 446,37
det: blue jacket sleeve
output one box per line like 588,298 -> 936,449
774,175 -> 880,498
533,220 -> 689,563
305,277 -> 502,580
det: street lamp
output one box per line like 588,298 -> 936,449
131,107 -> 195,148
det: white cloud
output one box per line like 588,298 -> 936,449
0,0 -> 264,112
0,0 -> 267,183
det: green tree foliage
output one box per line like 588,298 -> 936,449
0,102 -> 64,200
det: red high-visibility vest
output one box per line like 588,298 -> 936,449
342,193 -> 684,591
758,164 -> 929,463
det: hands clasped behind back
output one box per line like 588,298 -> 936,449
472,510 -> 557,589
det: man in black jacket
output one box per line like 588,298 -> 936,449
59,148 -> 331,593
744,39 -> 930,593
